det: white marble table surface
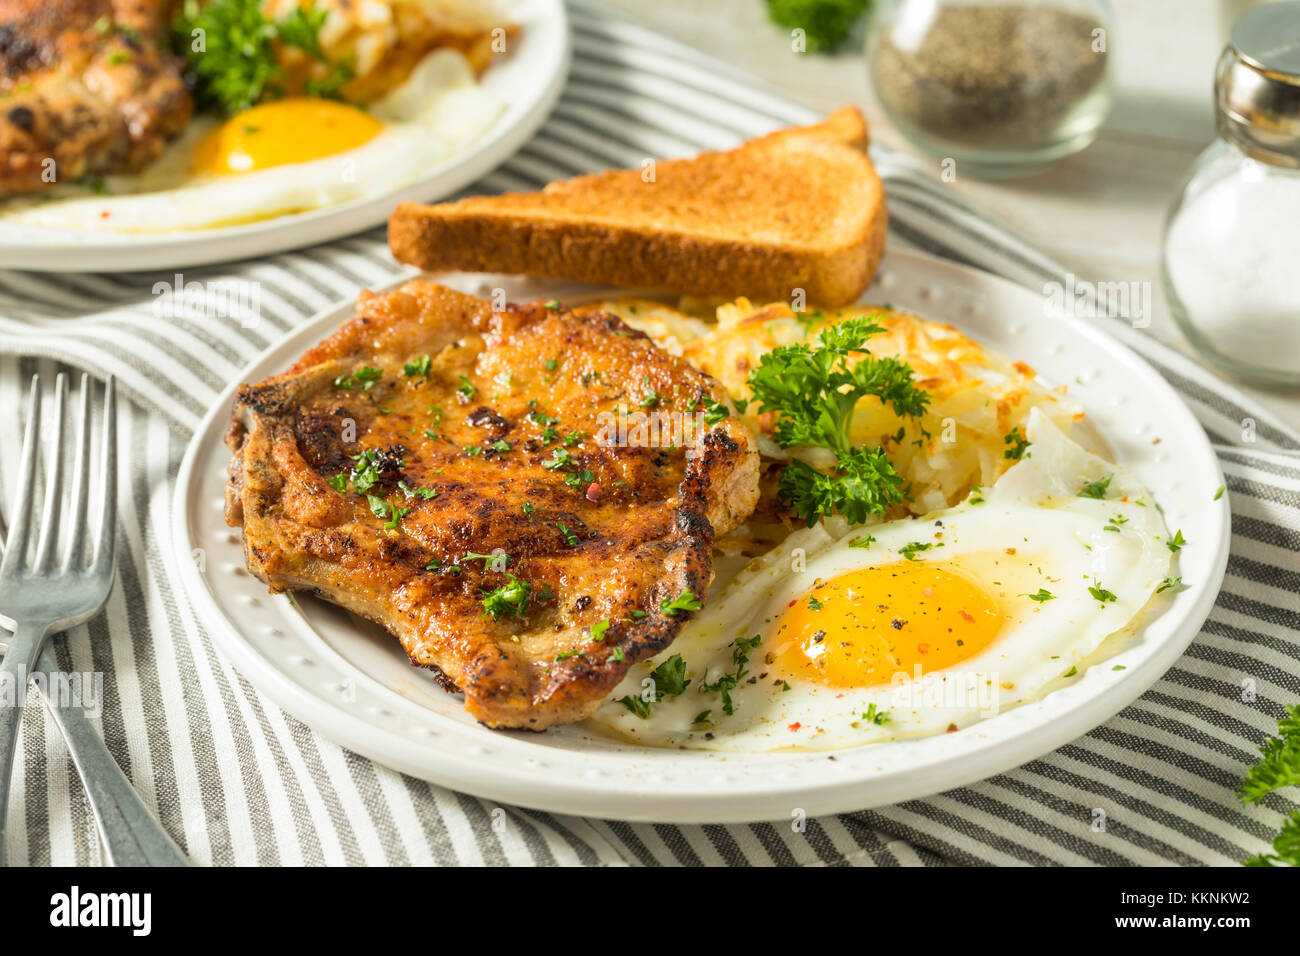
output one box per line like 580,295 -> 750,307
594,0 -> 1300,429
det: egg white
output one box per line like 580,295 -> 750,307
0,49 -> 504,232
589,409 -> 1175,752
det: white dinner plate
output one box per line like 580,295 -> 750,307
0,0 -> 568,273
172,251 -> 1230,823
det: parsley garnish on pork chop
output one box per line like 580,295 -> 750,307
659,589 -> 702,616
481,574 -> 533,621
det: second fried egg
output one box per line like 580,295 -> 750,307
0,49 -> 503,232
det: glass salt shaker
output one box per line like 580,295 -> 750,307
1161,2 -> 1300,387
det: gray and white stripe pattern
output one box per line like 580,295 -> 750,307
1,2 -> 1297,865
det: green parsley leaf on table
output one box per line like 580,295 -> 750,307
1239,705 -> 1300,866
762,0 -> 872,53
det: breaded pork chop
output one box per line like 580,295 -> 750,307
0,0 -> 192,197
225,281 -> 759,730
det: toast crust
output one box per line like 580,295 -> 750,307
389,107 -> 886,307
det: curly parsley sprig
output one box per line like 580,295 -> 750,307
1241,704 -> 1300,866
172,0 -> 354,115
746,315 -> 929,526
617,654 -> 690,718
699,635 -> 762,717
763,0 -> 871,53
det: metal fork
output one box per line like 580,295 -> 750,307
0,373 -> 187,866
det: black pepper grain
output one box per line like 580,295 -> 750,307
6,105 -> 34,132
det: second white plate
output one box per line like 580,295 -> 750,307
171,251 -> 1230,823
0,0 -> 569,273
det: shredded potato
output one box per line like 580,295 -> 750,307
262,0 -> 516,103
599,296 -> 1081,538
572,298 -> 713,356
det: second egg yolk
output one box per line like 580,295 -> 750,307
771,563 -> 1003,688
194,98 -> 383,175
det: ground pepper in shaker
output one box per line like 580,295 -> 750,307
866,0 -> 1114,177
1161,2 -> 1300,387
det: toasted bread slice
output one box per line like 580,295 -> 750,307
388,107 -> 886,307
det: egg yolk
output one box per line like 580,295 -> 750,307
771,563 -> 1003,688
194,99 -> 382,175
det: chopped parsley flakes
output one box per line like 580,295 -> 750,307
1087,579 -> 1117,604
863,702 -> 889,726
1003,427 -> 1030,460
659,589 -> 701,616
1078,474 -> 1113,499
403,355 -> 431,377
398,480 -> 437,500
617,653 -> 690,717
699,635 -> 762,717
333,366 -> 382,391
481,574 -> 532,621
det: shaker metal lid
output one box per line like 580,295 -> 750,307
1216,1 -> 1300,167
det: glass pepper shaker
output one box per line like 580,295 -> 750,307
1161,2 -> 1300,387
865,0 -> 1116,177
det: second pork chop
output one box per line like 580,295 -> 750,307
0,0 -> 192,197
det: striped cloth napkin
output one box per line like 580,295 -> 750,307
1,2 -> 1297,866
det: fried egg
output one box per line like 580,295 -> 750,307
589,409 -> 1176,752
0,49 -> 503,232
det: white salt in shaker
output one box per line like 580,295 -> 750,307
1161,2 -> 1300,387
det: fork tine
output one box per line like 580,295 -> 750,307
91,376 -> 117,576
62,373 -> 93,573
0,376 -> 41,576
32,373 -> 67,572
